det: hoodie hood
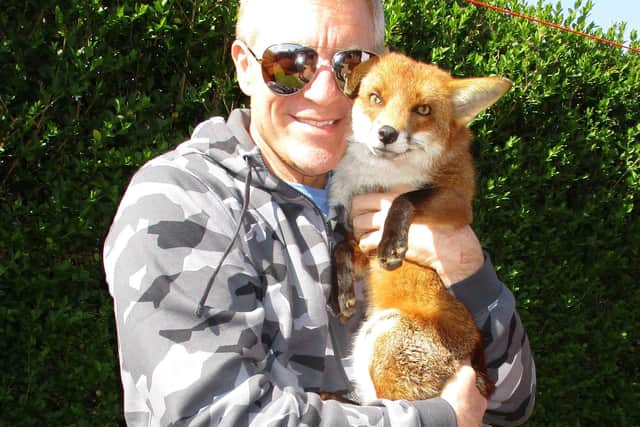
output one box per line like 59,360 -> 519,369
181,108 -> 282,193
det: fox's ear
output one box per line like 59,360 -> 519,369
343,56 -> 380,99
450,77 -> 512,125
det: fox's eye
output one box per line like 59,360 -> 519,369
414,104 -> 432,116
369,93 -> 383,105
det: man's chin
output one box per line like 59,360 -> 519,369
290,152 -> 340,178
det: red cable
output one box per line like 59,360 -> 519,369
462,0 -> 640,54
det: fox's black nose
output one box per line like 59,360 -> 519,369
378,126 -> 399,145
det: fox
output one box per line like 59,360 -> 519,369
327,52 -> 512,403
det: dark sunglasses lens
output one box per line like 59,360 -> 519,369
261,44 -> 318,95
333,50 -> 376,91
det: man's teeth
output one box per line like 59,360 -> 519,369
299,118 -> 337,126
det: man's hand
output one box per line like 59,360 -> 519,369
441,364 -> 488,427
350,191 -> 484,286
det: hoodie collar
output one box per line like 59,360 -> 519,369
186,109 -> 283,192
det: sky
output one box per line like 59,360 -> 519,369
524,0 -> 639,44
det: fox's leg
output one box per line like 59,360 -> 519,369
377,188 -> 433,270
377,186 -> 472,270
332,237 -> 369,322
332,240 -> 358,322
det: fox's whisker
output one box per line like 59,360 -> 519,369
348,136 -> 379,157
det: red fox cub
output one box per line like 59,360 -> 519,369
329,52 -> 511,402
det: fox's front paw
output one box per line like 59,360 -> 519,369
337,276 -> 357,322
377,196 -> 412,270
333,240 -> 359,322
377,232 -> 407,270
338,291 -> 356,320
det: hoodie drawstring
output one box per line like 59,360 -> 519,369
195,154 -> 254,317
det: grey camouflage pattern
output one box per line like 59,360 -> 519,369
104,109 -> 534,426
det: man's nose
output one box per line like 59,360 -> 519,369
302,64 -> 341,103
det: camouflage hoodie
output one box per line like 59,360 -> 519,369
104,109 -> 535,426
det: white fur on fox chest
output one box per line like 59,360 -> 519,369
351,308 -> 402,403
330,142 -> 439,220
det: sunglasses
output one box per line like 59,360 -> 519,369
245,42 -> 378,96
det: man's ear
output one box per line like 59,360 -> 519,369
231,40 -> 255,96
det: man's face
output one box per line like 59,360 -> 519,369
237,0 -> 377,187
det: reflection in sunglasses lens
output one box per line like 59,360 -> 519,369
258,44 -> 376,95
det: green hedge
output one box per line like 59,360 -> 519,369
1,0 -> 638,425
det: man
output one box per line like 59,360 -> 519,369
103,0 -> 535,425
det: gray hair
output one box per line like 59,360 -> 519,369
235,0 -> 385,52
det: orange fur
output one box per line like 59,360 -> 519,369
329,52 -> 511,402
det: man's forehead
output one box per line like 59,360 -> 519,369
248,0 -> 341,30
248,0 -> 372,52
246,0 -> 344,10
